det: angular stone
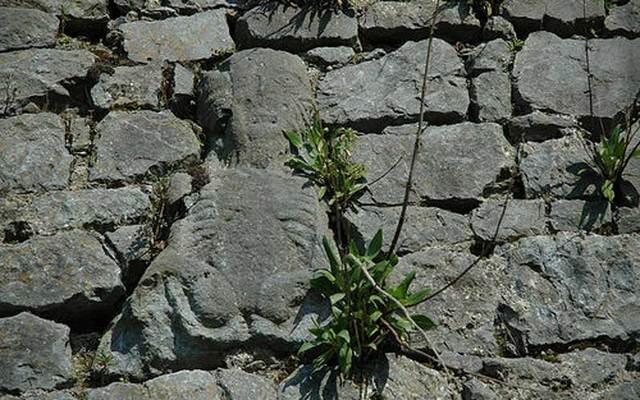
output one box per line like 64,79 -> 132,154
513,32 -> 640,122
0,113 -> 72,194
468,39 -> 511,75
605,0 -> 640,38
90,110 -> 200,183
85,382 -> 148,400
347,205 -> 473,254
166,172 -> 192,207
482,16 -> 516,41
549,199 -> 612,232
105,224 -> 152,288
280,354 -> 449,399
0,7 -> 58,52
171,63 -> 194,116
318,39 -> 468,132
96,168 -> 328,379
595,381 -> 640,400
558,348 -> 627,387
305,46 -> 355,66
507,111 -> 577,142
471,199 -> 546,242
236,3 -> 358,52
91,64 -> 165,110
503,0 -> 605,37
462,378 -> 498,400
359,0 -> 481,44
119,10 -> 233,63
0,48 -> 96,114
214,369 -> 278,400
0,230 -> 125,325
197,48 -> 314,169
617,206 -> 640,233
471,70 -> 511,122
0,313 -> 73,394
68,115 -> 93,154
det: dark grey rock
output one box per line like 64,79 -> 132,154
280,354 -> 449,399
347,205 -> 473,254
171,63 -> 194,116
305,46 -> 355,66
507,111 -> 577,142
605,0 -> 640,38
471,70 -> 511,122
0,7 -> 58,52
236,3 -> 358,52
549,199 -> 612,232
215,369 -> 278,400
317,39 -> 468,132
0,230 -> 125,324
482,16 -> 516,41
0,313 -> 73,394
197,48 -> 314,169
0,48 -> 96,114
503,0 -> 605,37
119,10 -> 233,63
558,348 -> 627,387
67,115 -> 93,154
481,357 -> 570,391
166,172 -> 192,206
359,0 -> 481,44
616,206 -> 640,233
85,382 -> 148,400
90,111 -> 200,183
471,199 -> 546,242
91,64 -> 164,110
105,224 -> 152,288
520,134 -> 602,199
468,39 -> 511,75
0,113 -> 72,194
96,168 -> 328,379
513,32 -> 640,122
462,378 -> 497,400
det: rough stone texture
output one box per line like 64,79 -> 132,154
171,63 -> 194,116
503,0 -> 605,37
471,70 -> 511,122
91,64 -> 165,110
520,134 -> 603,199
197,48 -> 314,168
617,206 -> 640,233
0,313 -> 73,394
90,111 -> 200,183
305,46 -> 355,66
166,172 -> 192,207
96,168 -> 328,379
280,354 -> 449,399
605,0 -> 640,38
119,10 -> 233,63
105,224 -> 152,288
482,16 -> 516,41
467,39 -> 511,75
0,391 -> 76,400
0,113 -> 72,194
0,48 -> 96,114
462,379 -> 498,400
317,38 -> 468,132
595,381 -> 640,400
507,111 -> 577,142
68,115 -> 92,154
359,0 -> 481,44
0,7 -> 58,52
549,199 -> 612,232
214,369 -> 278,400
513,32 -> 640,122
0,230 -> 125,325
471,199 -> 547,242
236,3 -> 358,52
347,205 -> 473,254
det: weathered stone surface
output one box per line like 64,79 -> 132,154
236,3 -> 358,52
105,224 -> 152,288
359,0 -> 481,44
558,348 -> 627,387
482,16 -> 516,40
0,48 -> 96,114
617,206 -> 640,233
305,46 -> 354,66
520,134 -> 602,199
468,39 -> 511,75
0,113 -> 72,194
317,39 -> 468,132
91,64 -> 164,110
549,199 -> 612,232
503,0 -> 605,37
0,391 -> 76,400
90,111 -> 200,183
214,369 -> 278,400
67,115 -> 92,154
0,230 -> 125,324
471,199 -> 546,242
347,205 -> 473,254
497,233 -> 640,350
96,168 -> 328,379
605,0 -> 640,38
197,48 -> 314,168
119,10 -> 233,63
166,172 -> 192,207
595,381 -> 640,400
513,32 -> 640,122
462,378 -> 497,400
507,111 -> 577,142
0,313 -> 73,394
0,7 -> 58,52
171,63 -> 194,116
280,354 -> 449,399
471,70 -> 511,122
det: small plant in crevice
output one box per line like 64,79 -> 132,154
506,38 -> 525,53
464,0 -> 504,19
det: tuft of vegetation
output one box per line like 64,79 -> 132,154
464,0 -> 503,19
507,38 -> 525,52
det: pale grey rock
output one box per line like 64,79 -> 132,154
616,206 -> 640,233
305,46 -> 355,66
471,199 -> 547,242
507,111 -> 577,142
0,7 -> 58,52
105,224 -> 152,288
482,16 -> 516,40
166,172 -> 192,206
91,64 -> 164,110
471,70 -> 511,122
595,381 -> 640,400
462,378 -> 498,400
68,115 -> 93,154
503,0 -> 605,37
468,39 -> 511,75
605,0 -> 640,38
549,199 -> 612,232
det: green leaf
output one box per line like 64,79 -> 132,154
412,314 -> 437,331
298,341 -> 319,355
602,179 -> 615,203
369,310 -> 383,322
285,130 -> 303,149
337,329 -> 350,344
388,271 -> 416,300
366,230 -> 384,259
403,288 -> 430,307
322,236 -> 341,273
338,343 -> 353,376
330,293 -> 345,305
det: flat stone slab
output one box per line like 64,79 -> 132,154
0,7 -> 58,52
503,0 -> 605,37
549,199 -> 612,232
317,38 -> 468,132
0,230 -> 125,325
0,113 -> 72,194
236,3 -> 358,52
471,199 -> 547,242
0,312 -> 73,394
90,110 -> 200,183
91,64 -> 165,110
471,70 -> 511,123
605,0 -> 640,38
119,10 -> 233,63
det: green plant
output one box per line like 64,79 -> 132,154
464,0 -> 503,18
507,38 -> 525,52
